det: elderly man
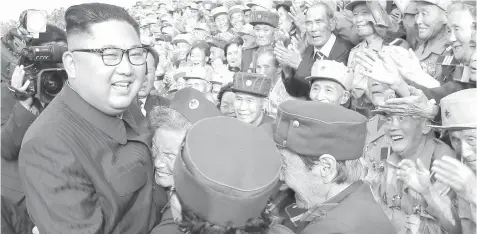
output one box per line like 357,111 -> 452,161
149,88 -> 222,233
267,100 -> 396,234
232,72 -> 274,126
274,3 -> 353,98
371,97 -> 462,234
211,6 -> 231,34
228,5 -> 245,32
429,89 -> 477,234
18,3 -> 167,233
172,33 -> 194,68
241,10 -> 279,72
306,60 -> 352,106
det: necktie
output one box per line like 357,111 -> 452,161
138,99 -> 146,116
314,51 -> 326,61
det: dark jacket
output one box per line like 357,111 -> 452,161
282,35 -> 353,98
19,85 -> 167,234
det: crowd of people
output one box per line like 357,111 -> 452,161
1,0 -> 476,233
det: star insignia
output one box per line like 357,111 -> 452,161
444,109 -> 451,119
189,99 -> 200,110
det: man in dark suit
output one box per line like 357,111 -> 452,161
18,3 -> 167,233
274,3 -> 353,98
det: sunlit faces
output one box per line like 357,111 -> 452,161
215,14 -> 231,33
152,129 -> 185,188
384,115 -> 430,158
189,47 -> 208,67
415,2 -> 446,41
254,24 -> 275,47
174,42 -> 191,61
138,53 -> 156,98
230,12 -> 245,28
234,92 -> 264,124
367,78 -> 392,106
309,80 -> 349,105
226,43 -> 242,68
186,78 -> 209,93
449,129 -> 477,171
447,7 -> 476,64
66,20 -> 147,116
306,4 -> 334,48
220,91 -> 236,117
352,3 -> 375,38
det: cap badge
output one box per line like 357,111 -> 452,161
257,14 -> 262,19
444,109 -> 451,119
320,65 -> 325,71
189,99 -> 200,110
246,80 -> 252,86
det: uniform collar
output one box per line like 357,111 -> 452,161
415,32 -> 448,60
301,181 -> 363,222
62,83 -> 139,144
314,33 -> 336,58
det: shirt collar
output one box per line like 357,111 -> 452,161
314,33 -> 336,57
62,83 -> 139,144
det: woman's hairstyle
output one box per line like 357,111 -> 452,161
216,82 -> 234,108
190,40 -> 211,57
224,36 -> 244,55
178,204 -> 272,234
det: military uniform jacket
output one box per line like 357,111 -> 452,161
457,195 -> 476,234
375,136 -> 459,234
414,33 -> 452,85
19,85 -> 165,233
269,181 -> 397,234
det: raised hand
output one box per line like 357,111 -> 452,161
396,159 -> 431,195
274,40 -> 302,69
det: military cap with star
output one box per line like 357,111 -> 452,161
169,87 -> 223,124
155,33 -> 172,42
232,72 -> 272,97
211,6 -> 229,19
306,60 -> 353,91
271,100 -> 368,160
172,33 -> 195,45
249,10 -> 279,28
416,0 -> 452,11
183,66 -> 212,82
174,116 -> 282,227
429,88 -> 477,130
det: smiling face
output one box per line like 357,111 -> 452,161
215,14 -> 231,33
384,115 -> 429,158
152,129 -> 185,188
66,20 -> 146,116
447,7 -> 475,64
415,2 -> 446,41
189,47 -> 207,67
306,4 -> 334,48
174,42 -> 191,61
309,79 -> 348,105
234,92 -> 264,124
449,129 -> 477,171
367,78 -> 392,106
352,3 -> 375,38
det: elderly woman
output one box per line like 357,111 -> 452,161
217,82 -> 236,117
224,36 -> 244,71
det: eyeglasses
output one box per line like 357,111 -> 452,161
71,46 -> 149,66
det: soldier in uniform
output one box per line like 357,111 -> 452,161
172,33 -> 194,68
148,88 -> 222,234
241,10 -> 279,72
265,100 -> 396,234
152,116 -> 282,234
371,99 -> 462,234
232,72 -> 275,126
413,0 -> 452,83
430,89 -> 477,234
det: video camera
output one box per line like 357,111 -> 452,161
1,10 -> 68,104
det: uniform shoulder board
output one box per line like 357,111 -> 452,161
445,45 -> 453,52
385,38 -> 403,46
436,55 -> 460,66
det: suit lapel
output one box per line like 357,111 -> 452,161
329,36 -> 345,60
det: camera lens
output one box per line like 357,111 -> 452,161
42,70 -> 66,96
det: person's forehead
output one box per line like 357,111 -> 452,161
448,9 -> 473,25
254,24 -> 273,29
236,92 -> 259,99
312,79 -> 341,89
78,20 -> 141,48
352,3 -> 369,12
223,91 -> 235,99
450,128 -> 477,137
154,129 -> 184,149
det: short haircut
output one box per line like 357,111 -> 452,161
224,36 -> 244,55
307,2 -> 335,21
65,3 -> 140,36
190,40 -> 211,57
256,47 -> 279,68
217,82 -> 234,108
448,2 -> 476,21
148,106 -> 192,132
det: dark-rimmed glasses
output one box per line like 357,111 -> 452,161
71,46 -> 149,66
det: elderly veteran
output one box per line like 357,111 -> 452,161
242,10 -> 279,72
212,6 -> 231,34
183,66 -> 211,94
149,88 -> 222,234
429,89 -> 477,234
232,72 -> 275,126
172,33 -> 194,67
151,116 -> 282,234
265,100 -> 396,234
306,60 -> 352,106
228,5 -> 246,32
371,98 -> 461,234
217,83 -> 236,118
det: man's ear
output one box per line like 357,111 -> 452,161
329,17 -> 337,32
62,51 -> 76,79
312,154 -> 337,183
340,91 -> 351,105
421,118 -> 432,134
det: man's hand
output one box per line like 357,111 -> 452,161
11,65 -> 33,110
388,47 -> 429,83
274,41 -> 302,69
397,159 -> 432,195
379,86 -> 438,119
432,156 -> 477,204
356,49 -> 404,91
289,2 -> 306,34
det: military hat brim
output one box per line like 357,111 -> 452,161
305,76 -> 347,90
231,87 -> 268,97
345,0 -> 366,11
427,124 -> 477,130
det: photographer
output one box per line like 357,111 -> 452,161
1,21 -> 67,234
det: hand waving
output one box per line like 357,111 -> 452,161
396,159 -> 432,195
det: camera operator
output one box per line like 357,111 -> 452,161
1,22 -> 67,234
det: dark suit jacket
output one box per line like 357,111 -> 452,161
19,85 -> 167,234
283,35 -> 353,98
129,94 -> 171,131
241,44 -> 259,73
